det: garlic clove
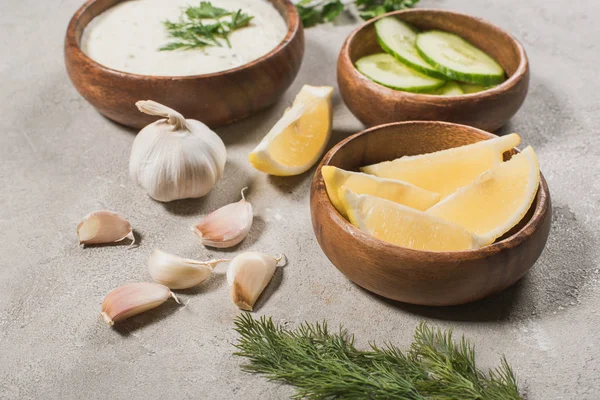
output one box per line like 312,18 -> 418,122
148,249 -> 228,290
227,252 -> 286,311
193,187 -> 253,248
101,282 -> 179,326
77,210 -> 134,245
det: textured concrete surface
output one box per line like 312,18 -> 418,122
1,0 -> 599,399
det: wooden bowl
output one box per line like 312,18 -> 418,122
310,121 -> 551,306
65,0 -> 304,129
337,9 -> 529,132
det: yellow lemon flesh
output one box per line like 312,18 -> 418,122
343,188 -> 483,251
248,85 -> 334,176
360,133 -> 521,198
427,146 -> 540,246
322,165 -> 440,219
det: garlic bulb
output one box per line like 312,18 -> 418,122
101,282 -> 179,326
148,249 -> 228,289
129,100 -> 227,202
193,187 -> 253,248
77,210 -> 134,245
227,252 -> 286,311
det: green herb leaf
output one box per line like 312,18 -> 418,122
233,313 -> 523,399
322,0 -> 345,22
356,0 -> 420,19
226,10 -> 254,31
160,2 -> 253,51
297,0 -> 344,28
186,2 -> 231,19
296,7 -> 320,28
296,0 -> 420,27
158,42 -> 191,51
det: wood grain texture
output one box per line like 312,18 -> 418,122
310,121 -> 551,306
337,9 -> 529,132
64,0 -> 304,129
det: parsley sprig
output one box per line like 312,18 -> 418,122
234,313 -> 523,399
160,2 -> 254,51
296,0 -> 345,28
296,0 -> 420,28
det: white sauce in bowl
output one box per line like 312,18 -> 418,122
81,0 -> 288,76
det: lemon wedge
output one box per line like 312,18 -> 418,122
360,133 -> 521,198
427,146 -> 540,245
248,85 -> 334,176
322,165 -> 440,219
342,188 -> 484,251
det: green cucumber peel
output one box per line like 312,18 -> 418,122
374,18 -> 448,80
416,30 -> 506,86
355,53 -> 446,93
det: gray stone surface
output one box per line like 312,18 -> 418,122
1,0 -> 599,399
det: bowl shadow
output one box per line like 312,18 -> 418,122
102,113 -> 138,134
496,76 -> 574,151
360,279 -> 525,322
352,201 -> 595,322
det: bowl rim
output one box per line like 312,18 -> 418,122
339,8 -> 529,100
65,0 -> 301,80
313,120 -> 550,262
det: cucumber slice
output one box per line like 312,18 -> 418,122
375,17 -> 447,80
432,81 -> 464,96
416,31 -> 505,85
460,82 -> 493,94
355,53 -> 446,93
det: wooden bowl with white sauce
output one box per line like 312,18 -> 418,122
65,0 -> 304,129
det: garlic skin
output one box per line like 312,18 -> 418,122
193,187 -> 253,248
77,210 -> 134,245
130,100 -> 227,202
227,252 -> 285,311
101,282 -> 179,326
148,249 -> 228,289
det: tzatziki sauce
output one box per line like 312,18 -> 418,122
81,0 -> 288,76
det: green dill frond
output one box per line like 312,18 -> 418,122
159,2 -> 253,51
233,313 -> 523,399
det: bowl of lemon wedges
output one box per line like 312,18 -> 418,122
310,121 -> 550,306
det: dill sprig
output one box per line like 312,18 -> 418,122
160,2 -> 253,51
233,313 -> 522,399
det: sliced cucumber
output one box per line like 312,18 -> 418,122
375,17 -> 447,80
432,81 -> 464,96
416,31 -> 505,86
460,82 -> 493,94
355,53 -> 446,93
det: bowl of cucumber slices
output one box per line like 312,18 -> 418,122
337,9 -> 529,132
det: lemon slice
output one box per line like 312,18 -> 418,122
248,85 -> 334,176
361,133 -> 521,198
343,188 -> 484,251
321,165 -> 440,219
427,146 -> 540,245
